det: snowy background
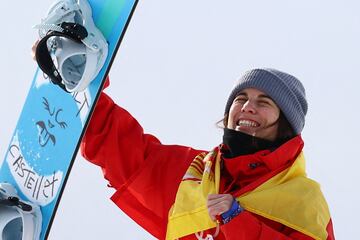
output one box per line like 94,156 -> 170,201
1,0 -> 359,239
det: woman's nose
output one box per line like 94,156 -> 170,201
241,100 -> 256,114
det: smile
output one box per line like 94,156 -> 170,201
237,119 -> 260,127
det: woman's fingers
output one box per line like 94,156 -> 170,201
208,202 -> 229,220
207,194 -> 233,207
207,194 -> 234,221
31,39 -> 40,60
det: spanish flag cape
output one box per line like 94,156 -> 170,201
166,138 -> 331,240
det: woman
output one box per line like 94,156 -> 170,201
81,68 -> 335,239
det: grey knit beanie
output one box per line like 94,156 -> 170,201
224,68 -> 308,134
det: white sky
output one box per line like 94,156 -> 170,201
1,0 -> 359,239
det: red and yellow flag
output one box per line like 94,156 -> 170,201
166,151 -> 330,240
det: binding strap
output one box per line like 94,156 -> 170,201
35,22 -> 88,92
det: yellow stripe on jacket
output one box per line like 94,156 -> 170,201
166,151 -> 330,240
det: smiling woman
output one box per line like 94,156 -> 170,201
227,88 -> 281,141
81,68 -> 335,239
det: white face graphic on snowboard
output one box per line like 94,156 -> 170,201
36,97 -> 67,147
5,74 -> 90,206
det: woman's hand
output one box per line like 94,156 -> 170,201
31,39 -> 40,60
207,194 -> 234,221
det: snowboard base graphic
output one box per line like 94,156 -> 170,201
0,0 -> 137,239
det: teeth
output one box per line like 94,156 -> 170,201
237,120 -> 259,127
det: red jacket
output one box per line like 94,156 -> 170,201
81,92 -> 335,240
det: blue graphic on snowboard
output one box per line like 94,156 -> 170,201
1,73 -> 87,207
0,0 -> 137,239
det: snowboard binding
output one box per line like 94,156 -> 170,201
0,183 -> 42,240
34,0 -> 108,92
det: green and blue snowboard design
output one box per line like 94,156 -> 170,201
0,0 -> 137,239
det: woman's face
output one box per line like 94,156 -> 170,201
227,88 -> 280,141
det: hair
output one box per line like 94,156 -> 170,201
276,112 -> 296,141
216,111 -> 295,141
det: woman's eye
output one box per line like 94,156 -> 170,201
235,97 -> 247,103
258,101 -> 268,105
258,100 -> 272,107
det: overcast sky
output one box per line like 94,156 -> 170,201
1,0 -> 359,239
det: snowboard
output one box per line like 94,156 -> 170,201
0,0 -> 138,239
